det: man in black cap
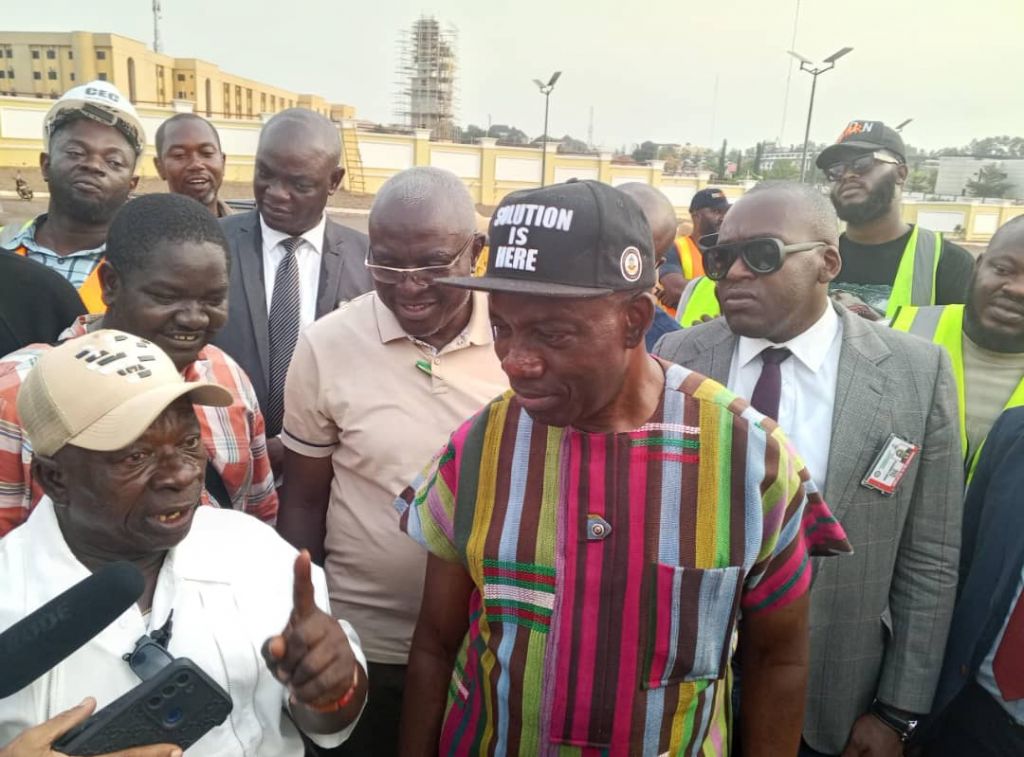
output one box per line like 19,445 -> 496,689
817,120 -> 974,320
657,186 -> 729,311
396,179 -> 850,756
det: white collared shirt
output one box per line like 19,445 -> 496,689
0,500 -> 366,756
727,303 -> 843,490
260,214 -> 326,329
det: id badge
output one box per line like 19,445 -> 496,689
861,434 -> 920,496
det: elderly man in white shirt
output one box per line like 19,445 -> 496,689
0,329 -> 367,757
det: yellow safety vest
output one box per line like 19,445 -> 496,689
7,220 -> 106,314
891,304 -> 1024,483
884,226 -> 942,319
677,276 -> 721,327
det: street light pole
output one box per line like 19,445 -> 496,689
789,47 -> 853,182
533,71 -> 562,187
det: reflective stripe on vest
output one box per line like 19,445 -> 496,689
885,227 -> 941,319
675,236 -> 705,280
678,276 -> 721,327
891,303 -> 1024,484
12,233 -> 106,315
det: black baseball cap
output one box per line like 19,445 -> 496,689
439,180 -> 655,298
816,120 -> 906,169
689,187 -> 730,212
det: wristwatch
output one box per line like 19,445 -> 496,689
869,699 -> 920,743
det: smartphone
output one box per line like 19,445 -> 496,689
53,658 -> 232,756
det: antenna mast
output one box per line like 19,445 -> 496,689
153,0 -> 163,53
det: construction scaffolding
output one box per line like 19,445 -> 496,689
394,16 -> 458,141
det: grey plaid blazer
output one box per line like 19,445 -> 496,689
653,304 -> 962,754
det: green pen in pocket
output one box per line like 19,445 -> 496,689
416,359 -> 432,377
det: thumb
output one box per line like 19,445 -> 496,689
35,697 -> 96,744
291,550 -> 317,620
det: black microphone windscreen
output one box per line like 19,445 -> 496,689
0,561 -> 145,698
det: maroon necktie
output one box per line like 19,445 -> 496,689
749,347 -> 791,420
993,592 -> 1024,700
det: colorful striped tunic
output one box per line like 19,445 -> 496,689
398,362 -> 850,756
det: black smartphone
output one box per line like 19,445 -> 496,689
53,658 -> 232,756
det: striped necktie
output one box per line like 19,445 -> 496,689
266,236 -> 302,437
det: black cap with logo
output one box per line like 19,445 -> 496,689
689,187 -> 730,212
815,120 -> 907,169
439,179 -> 655,298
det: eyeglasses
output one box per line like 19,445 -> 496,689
824,151 -> 903,182
699,234 -> 828,281
365,235 -> 474,285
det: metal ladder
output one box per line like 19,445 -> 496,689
341,126 -> 366,194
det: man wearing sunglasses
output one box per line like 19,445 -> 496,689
654,181 -> 962,757
818,120 -> 973,321
275,167 -> 507,757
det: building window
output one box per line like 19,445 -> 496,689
7,70 -> 13,78
47,70 -> 57,80
96,50 -> 106,60
68,50 -> 73,59
33,71 -> 41,80
70,73 -> 75,81
46,50 -> 56,59
0,72 -> 5,79
177,73 -> 185,82
31,50 -> 40,59
98,72 -> 107,81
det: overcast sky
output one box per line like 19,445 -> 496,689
6,0 -> 1022,152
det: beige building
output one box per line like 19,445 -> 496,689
0,30 -> 354,120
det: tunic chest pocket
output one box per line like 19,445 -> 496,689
642,563 -> 743,689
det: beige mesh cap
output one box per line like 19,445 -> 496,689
17,329 -> 232,457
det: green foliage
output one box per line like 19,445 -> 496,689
764,159 -> 800,181
966,163 -> 1015,198
906,168 -> 937,193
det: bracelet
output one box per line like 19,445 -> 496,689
308,665 -> 361,714
869,700 -> 919,743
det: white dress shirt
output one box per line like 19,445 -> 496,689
0,500 -> 366,756
261,214 -> 326,329
727,303 -> 843,490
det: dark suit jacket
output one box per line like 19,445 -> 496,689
213,210 -> 373,413
653,305 -> 963,753
931,406 -> 1024,718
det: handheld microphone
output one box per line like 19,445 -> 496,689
0,561 -> 144,698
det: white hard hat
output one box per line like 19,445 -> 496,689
43,80 -> 146,156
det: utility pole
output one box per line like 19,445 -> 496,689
533,71 -> 561,187
789,47 -> 853,182
152,0 -> 163,53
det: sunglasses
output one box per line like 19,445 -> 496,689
824,151 -> 902,182
699,234 -> 828,281
365,235 -> 474,285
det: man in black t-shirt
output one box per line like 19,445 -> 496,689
817,120 -> 974,320
0,251 -> 85,356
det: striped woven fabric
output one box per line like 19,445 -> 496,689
399,362 -> 850,756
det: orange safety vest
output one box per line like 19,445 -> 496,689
14,243 -> 106,314
659,237 -> 706,318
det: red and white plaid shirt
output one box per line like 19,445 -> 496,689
0,316 -> 278,535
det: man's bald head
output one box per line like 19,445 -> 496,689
369,166 -> 476,233
989,215 -> 1024,254
258,108 -> 341,163
618,183 -> 678,257
743,181 -> 840,246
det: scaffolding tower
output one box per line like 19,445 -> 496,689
394,16 -> 458,141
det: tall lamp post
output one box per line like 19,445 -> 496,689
789,47 -> 853,182
533,71 -> 562,187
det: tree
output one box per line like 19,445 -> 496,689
632,141 -> 659,163
906,168 -> 937,194
752,142 -> 764,175
460,124 -> 488,144
716,139 -> 728,178
488,124 -> 529,146
764,159 -> 800,181
966,163 -> 1015,198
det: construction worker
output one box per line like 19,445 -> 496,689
819,120 -> 973,320
657,187 -> 728,314
892,216 -> 1024,482
0,81 -> 143,314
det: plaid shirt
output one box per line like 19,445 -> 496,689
0,316 -> 278,535
0,215 -> 105,288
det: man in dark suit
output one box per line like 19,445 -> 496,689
214,109 -> 372,472
654,182 -> 962,756
924,406 -> 1024,755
